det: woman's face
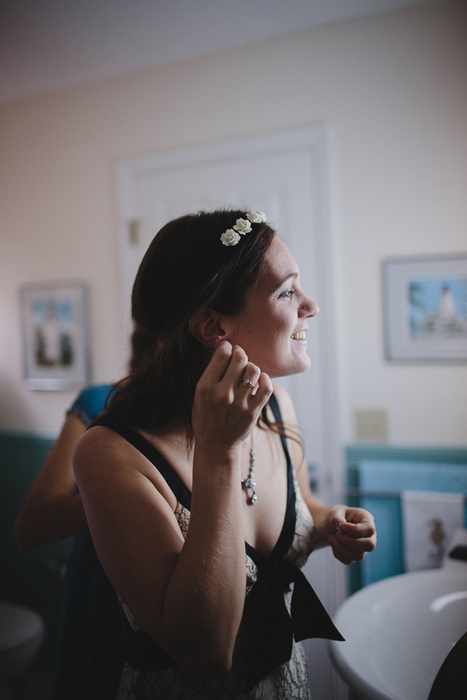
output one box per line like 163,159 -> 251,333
220,236 -> 318,379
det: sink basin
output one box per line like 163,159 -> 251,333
329,568 -> 467,700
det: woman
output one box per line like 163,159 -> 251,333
13,384 -> 113,549
14,330 -> 145,548
74,209 -> 376,698
13,383 -> 126,700
14,330 -> 148,699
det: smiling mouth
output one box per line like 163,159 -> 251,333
291,331 -> 306,340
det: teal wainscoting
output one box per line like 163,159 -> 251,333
0,430 -> 74,666
345,445 -> 467,594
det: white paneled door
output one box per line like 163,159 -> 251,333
117,128 -> 348,700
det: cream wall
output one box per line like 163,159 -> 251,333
0,0 -> 466,444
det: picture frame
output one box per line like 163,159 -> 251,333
383,255 -> 467,362
20,281 -> 92,390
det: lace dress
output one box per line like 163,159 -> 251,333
97,395 -> 342,700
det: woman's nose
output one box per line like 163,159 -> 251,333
300,298 -> 319,317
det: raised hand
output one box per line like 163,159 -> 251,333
192,341 -> 272,455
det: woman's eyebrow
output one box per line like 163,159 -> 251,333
272,271 -> 298,291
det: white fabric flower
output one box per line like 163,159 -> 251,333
246,211 -> 267,224
220,229 -> 241,246
233,218 -> 252,235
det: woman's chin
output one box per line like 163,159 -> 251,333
269,357 -> 311,379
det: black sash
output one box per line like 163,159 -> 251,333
243,543 -> 344,690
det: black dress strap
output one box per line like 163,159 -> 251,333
266,393 -> 297,560
94,419 -> 192,510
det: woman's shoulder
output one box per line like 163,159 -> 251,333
271,383 -> 298,425
68,383 -> 114,425
270,384 -> 304,471
73,424 -> 134,476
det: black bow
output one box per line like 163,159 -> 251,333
125,554 -> 344,692
242,553 -> 344,691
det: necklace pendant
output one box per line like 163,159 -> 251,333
241,441 -> 258,505
241,476 -> 258,505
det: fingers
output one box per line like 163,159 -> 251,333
234,361 -> 272,417
200,340 -> 234,384
330,527 -> 376,554
249,370 -> 273,412
329,531 -> 372,565
202,342 -> 269,406
201,342 -> 252,387
328,538 -> 358,566
328,506 -> 377,566
339,521 -> 376,539
330,507 -> 376,539
220,344 -> 253,388
194,342 -> 272,448
237,362 -> 262,393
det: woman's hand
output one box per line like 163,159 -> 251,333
192,341 -> 273,455
319,506 -> 377,565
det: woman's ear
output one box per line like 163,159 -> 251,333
189,309 -> 227,349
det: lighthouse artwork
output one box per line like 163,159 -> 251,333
384,256 -> 467,361
20,282 -> 91,389
408,277 -> 467,340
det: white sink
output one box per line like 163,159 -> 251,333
329,567 -> 467,700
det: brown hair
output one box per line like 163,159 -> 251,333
103,210 -> 275,440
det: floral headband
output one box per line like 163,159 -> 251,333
220,211 -> 267,246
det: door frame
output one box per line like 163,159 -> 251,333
116,125 -> 346,605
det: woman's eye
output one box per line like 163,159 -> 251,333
279,288 -> 295,299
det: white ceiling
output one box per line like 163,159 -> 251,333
0,0 -> 431,103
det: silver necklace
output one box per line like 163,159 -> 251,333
241,431 -> 258,505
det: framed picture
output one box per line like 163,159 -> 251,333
20,281 -> 92,390
383,255 -> 467,361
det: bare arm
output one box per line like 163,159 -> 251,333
272,384 -> 377,565
13,411 -> 88,549
74,342 -> 273,676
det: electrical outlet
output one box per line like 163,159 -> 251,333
355,408 -> 389,442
